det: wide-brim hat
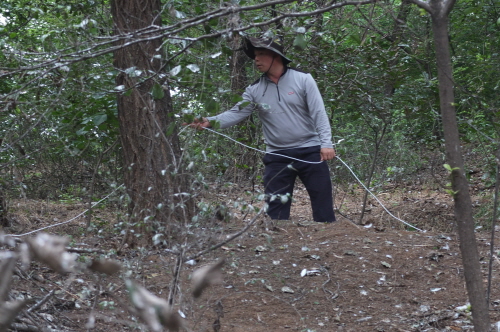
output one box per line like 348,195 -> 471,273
243,37 -> 292,65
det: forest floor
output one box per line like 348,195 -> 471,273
3,180 -> 500,332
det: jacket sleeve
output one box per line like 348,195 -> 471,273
206,89 -> 255,129
304,74 -> 333,149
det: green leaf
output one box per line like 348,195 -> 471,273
293,34 -> 307,51
151,84 -> 164,100
232,94 -> 244,103
205,99 -> 220,114
76,128 -> 88,136
443,164 -> 459,172
93,114 -> 107,126
348,34 -> 362,45
165,122 -> 176,136
464,7 -> 476,15
183,114 -> 195,124
238,101 -> 251,110
211,120 -> 221,130
445,189 -> 458,196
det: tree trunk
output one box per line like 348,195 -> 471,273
228,33 -> 248,94
358,1 -> 410,224
111,0 -> 193,244
226,14 -> 258,184
359,123 -> 388,224
430,7 -> 491,330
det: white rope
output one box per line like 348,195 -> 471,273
334,157 -> 424,232
202,127 -> 424,232
203,127 -> 323,164
10,185 -> 124,237
7,126 -> 423,238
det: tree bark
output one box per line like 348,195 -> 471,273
429,3 -> 490,330
111,0 -> 193,244
228,33 -> 248,94
226,13 -> 259,184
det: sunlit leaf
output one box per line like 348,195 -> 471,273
186,64 -> 200,73
170,65 -> 182,76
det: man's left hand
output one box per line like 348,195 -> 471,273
320,148 -> 336,161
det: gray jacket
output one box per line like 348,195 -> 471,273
207,67 -> 333,152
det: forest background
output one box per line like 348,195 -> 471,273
1,0 -> 500,331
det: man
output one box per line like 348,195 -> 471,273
188,36 -> 336,223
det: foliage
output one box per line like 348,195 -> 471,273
0,0 -> 499,217
1,0 -> 500,330
1,0 -> 119,200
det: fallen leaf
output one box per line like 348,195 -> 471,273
255,246 -> 268,252
381,261 -> 392,268
301,269 -> 321,277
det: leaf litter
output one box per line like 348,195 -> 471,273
3,186 -> 500,331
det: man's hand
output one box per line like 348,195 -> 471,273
183,117 -> 211,130
320,148 -> 336,161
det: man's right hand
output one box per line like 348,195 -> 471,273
183,117 -> 211,130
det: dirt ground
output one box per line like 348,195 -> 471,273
3,183 -> 500,332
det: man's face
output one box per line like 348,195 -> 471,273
254,48 -> 277,72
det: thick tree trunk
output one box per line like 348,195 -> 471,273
111,0 -> 192,244
431,10 -> 491,331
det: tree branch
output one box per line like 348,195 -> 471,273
185,207 -> 266,262
0,0 -> 378,80
442,0 -> 458,16
408,0 -> 432,13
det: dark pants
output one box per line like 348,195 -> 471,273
263,145 -> 336,223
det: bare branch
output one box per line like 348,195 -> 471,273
26,290 -> 55,313
185,207 -> 266,262
0,0 -> 378,80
